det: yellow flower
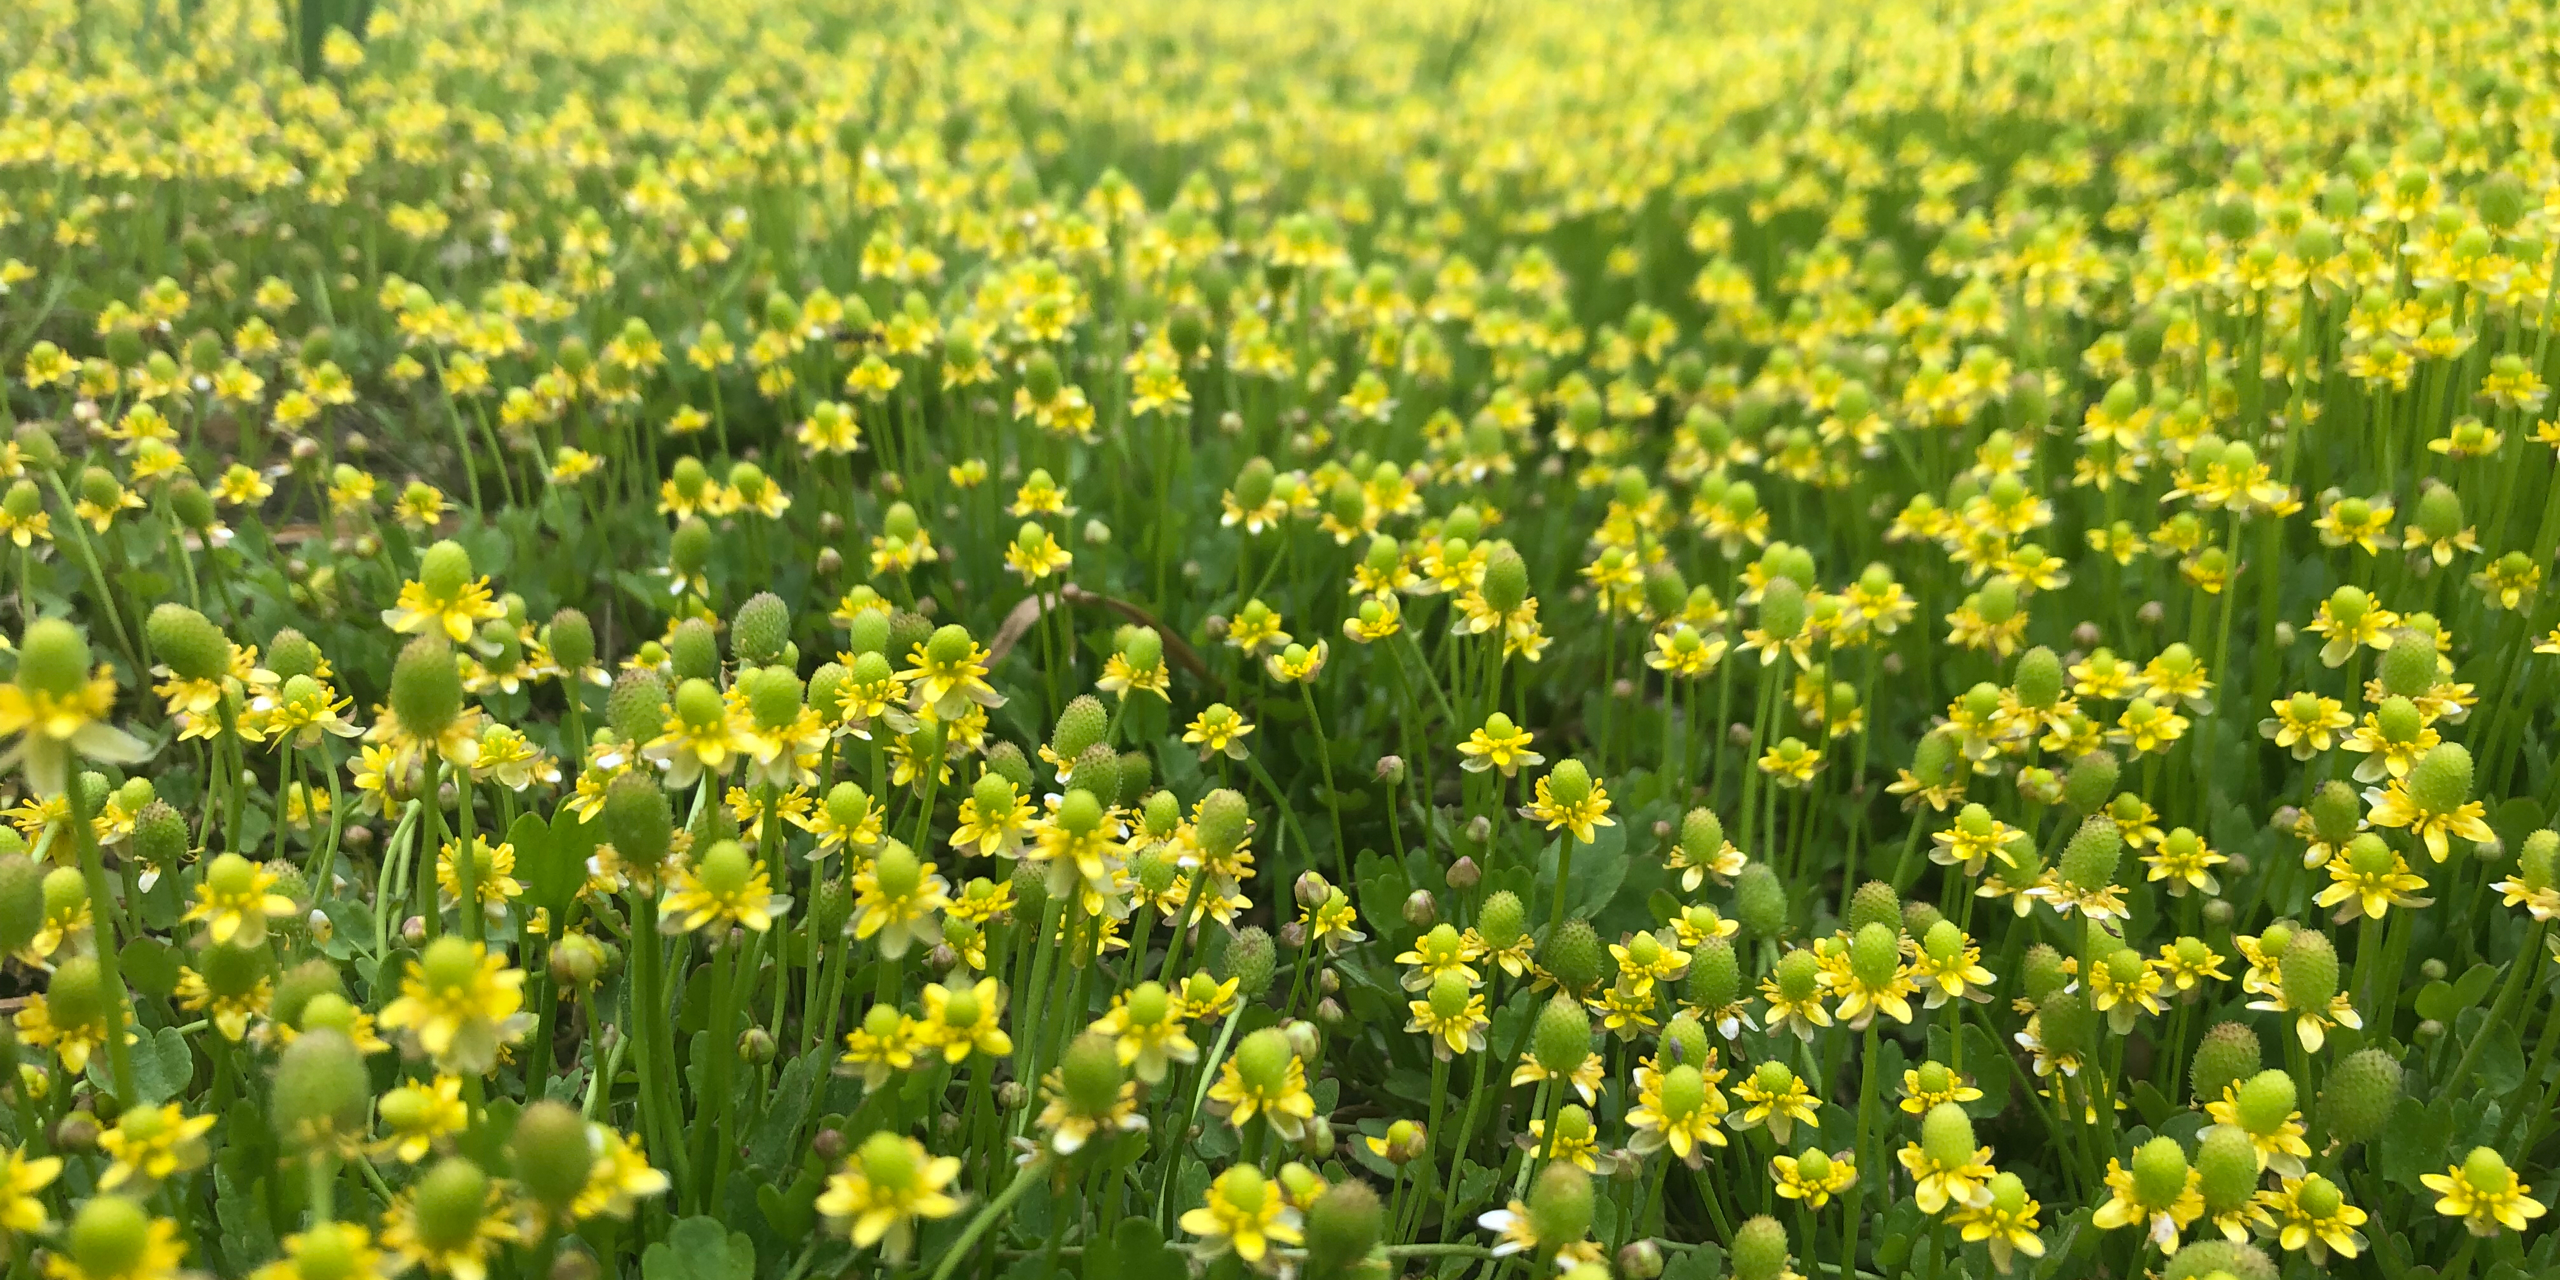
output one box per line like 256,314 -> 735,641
1182,703 -> 1255,760
380,1169 -> 519,1280
2090,1149 -> 2204,1254
1456,713 -> 1542,776
817,1133 -> 964,1263
95,1104 -> 213,1193
251,1223 -> 386,1280
41,1201 -> 189,1280
918,976 -> 1012,1063
2422,1148 -> 2548,1237
1625,1062 -> 1728,1164
1948,1173 -> 2046,1275
2364,774 -> 2494,863
1181,1165 -> 1303,1264
1205,1038 -> 1319,1142
180,852 -> 296,947
1770,1149 -> 1858,1209
1523,764 -> 1613,844
839,1005 -> 921,1090
376,938 -> 531,1076
435,835 -> 527,919
1092,982 -> 1198,1084
382,576 -> 506,645
0,1146 -> 58,1240
373,1076 -> 470,1163
0,624 -> 152,796
659,840 -> 790,934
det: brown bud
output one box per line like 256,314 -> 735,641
1445,856 -> 1480,891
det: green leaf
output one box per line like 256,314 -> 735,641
747,1050 -> 821,1171
755,1164 -> 823,1241
119,937 -> 180,999
511,811 -> 576,922
2128,1079 -> 2174,1128
2477,1016 -> 2528,1096
1959,1022 -> 2010,1117
2451,962 -> 2499,1011
2379,1095 -> 2457,1191
642,1216 -> 756,1280
1110,1218 -> 1189,1280
2414,980 -> 2461,1023
93,1026 -> 193,1105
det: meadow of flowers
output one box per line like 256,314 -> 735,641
3,0 -> 2559,1277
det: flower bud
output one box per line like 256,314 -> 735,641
1444,855 -> 1479,890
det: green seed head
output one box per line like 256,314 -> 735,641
1527,1161 -> 1594,1248
2195,1126 -> 2258,1214
2308,780 -> 2361,846
668,618 -> 720,684
2021,944 -> 2069,1006
2413,483 -> 2464,542
418,540 -> 473,600
413,1158 -> 492,1252
2463,1147 -> 2513,1196
2316,1048 -> 2402,1146
2013,646 -> 2063,709
271,1027 -> 369,1153
66,1196 -> 152,1279
606,670 -> 669,745
1233,1027 -> 1295,1095
1304,1179 -> 1383,1278
1545,758 -> 1593,808
2233,1069 -> 2297,1136
2378,631 -> 2437,699
1730,1216 -> 1791,1280
2063,750 -> 2120,811
2037,990 -> 2094,1059
1848,922 -> 1900,990
1540,919 -> 1604,994
1846,880 -> 1901,936
2278,929 -> 2339,1012
1758,577 -> 1806,640
1227,926 -> 1277,998
1774,948 -> 1822,1004
2407,743 -> 2474,817
1733,863 -> 1788,939
145,603 -> 230,682
603,772 -> 673,871
1687,935 -> 1739,1011
513,1100 -> 595,1212
1660,1012 -> 1709,1071
2159,1241 -> 2277,1280
1481,542 -> 1529,614
2059,816 -> 2123,893
843,609 -> 891,658
1478,890 -> 1526,954
1061,1032 -> 1124,1118
1678,807 -> 1724,862
2130,1136 -> 2191,1208
0,855 -> 40,955
1052,695 -> 1108,762
389,636 -> 463,740
1920,1102 -> 1975,1169
732,592 -> 790,666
